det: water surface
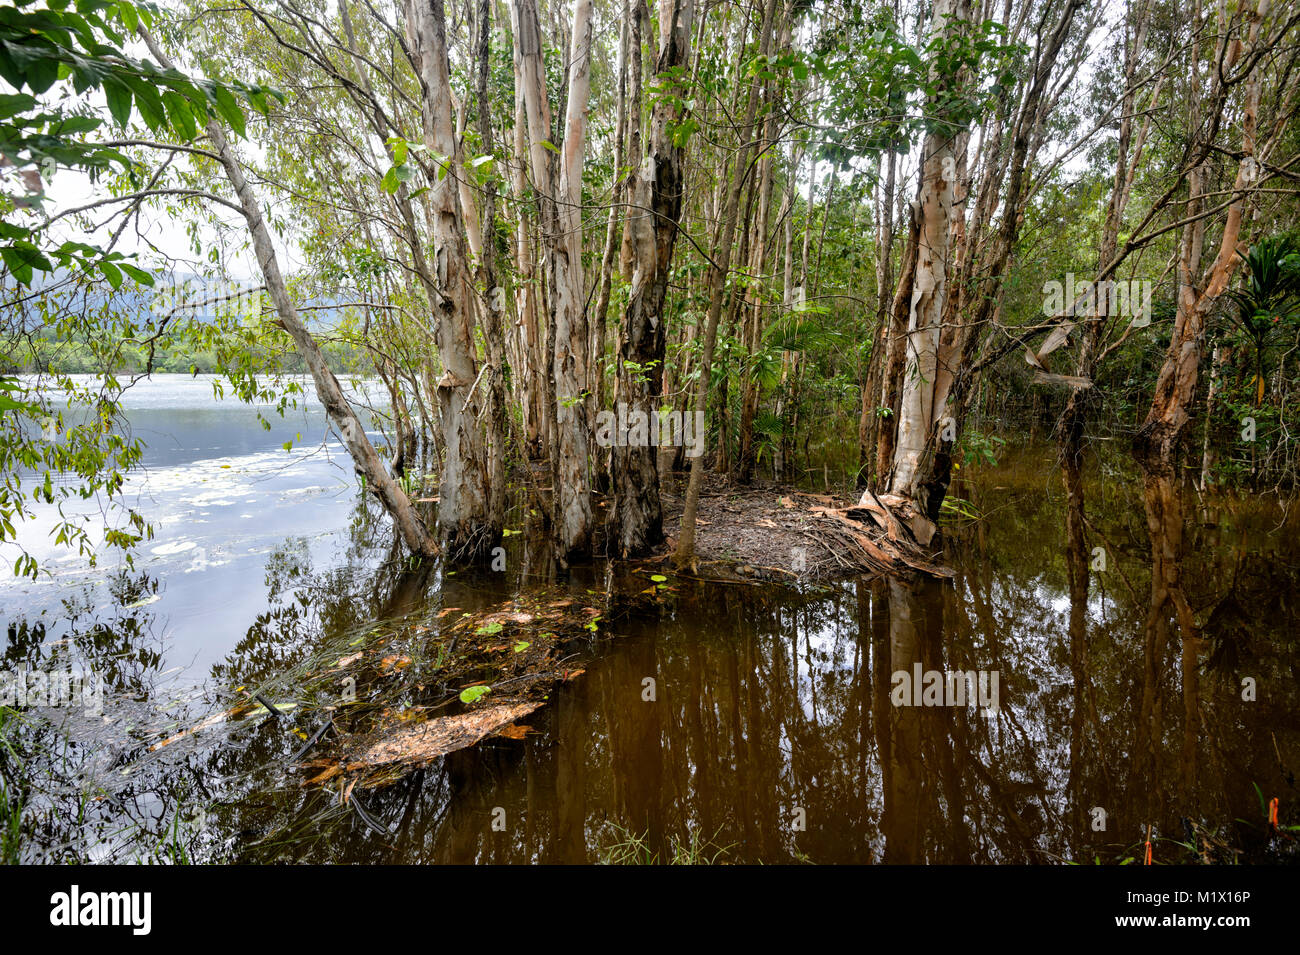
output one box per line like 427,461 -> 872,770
3,377 -> 1297,864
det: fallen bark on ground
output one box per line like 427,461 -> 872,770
658,476 -> 954,581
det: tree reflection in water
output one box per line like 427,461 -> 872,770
3,458 -> 1298,863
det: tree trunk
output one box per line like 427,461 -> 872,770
609,0 -> 695,556
407,0 -> 496,560
888,0 -> 966,506
554,0 -> 596,560
509,0 -> 548,459
736,13 -> 787,484
1133,0 -> 1266,803
618,0 -> 644,281
591,8 -> 631,413
859,149 -> 896,486
1199,344 -> 1229,489
475,0 -> 508,529
675,0 -> 776,567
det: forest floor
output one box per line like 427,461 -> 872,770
657,478 -> 850,582
652,473 -> 953,584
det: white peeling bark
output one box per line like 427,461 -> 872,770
889,0 -> 961,503
551,0 -> 596,560
406,0 -> 495,559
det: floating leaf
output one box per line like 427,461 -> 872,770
248,701 -> 297,718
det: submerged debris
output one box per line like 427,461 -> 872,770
132,591 -> 617,790
290,594 -> 608,787
341,701 -> 542,771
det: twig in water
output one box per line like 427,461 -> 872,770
290,720 -> 333,764
350,794 -> 389,836
254,693 -> 285,719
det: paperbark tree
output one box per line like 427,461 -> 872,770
888,0 -> 970,509
551,0 -> 596,561
675,0 -> 778,566
609,0 -> 695,556
1058,0 -> 1150,630
513,0 -> 595,564
406,0 -> 495,559
508,0 -> 547,460
736,10 -> 789,485
858,148 -> 897,488
591,6 -> 632,411
1134,0 -> 1269,798
475,0 -> 508,529
885,0 -> 1087,523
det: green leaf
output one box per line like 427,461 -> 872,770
97,259 -> 123,289
0,92 -> 38,119
162,89 -> 197,141
211,84 -> 245,137
116,1 -> 139,32
1,243 -> 51,286
0,391 -> 41,414
53,114 -> 100,135
118,262 -> 153,285
23,51 -> 59,95
127,79 -> 165,131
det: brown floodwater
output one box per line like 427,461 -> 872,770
4,431 -> 1299,864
